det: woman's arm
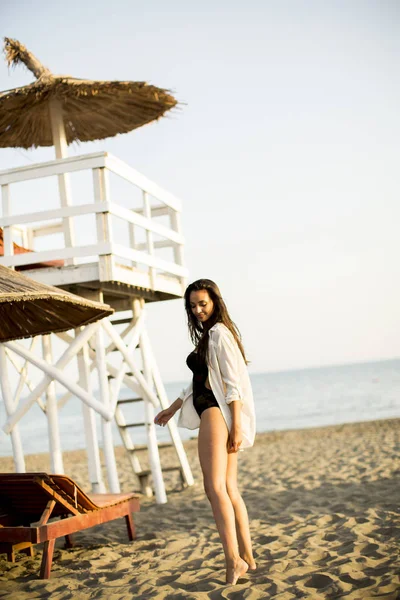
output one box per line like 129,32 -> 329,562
170,397 -> 183,412
177,380 -> 193,402
214,328 -> 243,404
213,327 -> 244,452
154,397 -> 183,426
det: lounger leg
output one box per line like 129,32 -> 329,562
64,534 -> 74,548
125,513 -> 136,541
22,546 -> 35,558
40,539 -> 55,579
6,548 -> 15,563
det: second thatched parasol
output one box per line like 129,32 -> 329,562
0,264 -> 113,342
0,37 -> 178,151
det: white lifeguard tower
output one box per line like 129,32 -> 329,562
0,38 -> 194,503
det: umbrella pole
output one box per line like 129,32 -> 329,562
48,99 -> 76,265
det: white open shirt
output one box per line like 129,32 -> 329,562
177,322 -> 256,449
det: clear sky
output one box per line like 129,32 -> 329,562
1,1 -> 399,382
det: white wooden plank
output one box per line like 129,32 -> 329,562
77,339 -> 106,493
109,203 -> 184,244
93,169 -> 113,282
0,241 -> 111,268
0,346 -> 26,472
3,323 -> 111,434
109,311 -> 146,414
56,330 -> 142,397
42,335 -> 64,474
143,191 -> 156,289
134,240 -> 174,251
95,324 -> 120,493
101,319 -> 160,408
0,202 -> 110,228
135,204 -> 170,218
1,184 -> 13,259
140,327 -> 194,487
136,298 -> 167,504
0,152 -> 107,185
16,263 -> 100,287
32,222 -> 63,238
8,337 -> 43,410
111,243 -> 188,277
105,153 -> 182,212
169,209 -> 185,268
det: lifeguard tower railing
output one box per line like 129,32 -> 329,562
0,152 -> 187,306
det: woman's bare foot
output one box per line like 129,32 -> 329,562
226,557 -> 248,585
240,555 -> 257,571
242,555 -> 257,570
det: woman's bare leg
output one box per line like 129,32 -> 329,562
198,407 -> 248,584
226,452 -> 256,569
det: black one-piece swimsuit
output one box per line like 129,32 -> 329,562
186,351 -> 219,417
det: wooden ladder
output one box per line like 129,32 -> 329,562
105,301 -> 194,503
110,377 -> 187,497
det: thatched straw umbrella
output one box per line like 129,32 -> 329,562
0,264 -> 113,342
0,37 -> 178,153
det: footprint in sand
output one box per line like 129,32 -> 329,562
304,573 -> 335,590
339,573 -> 375,588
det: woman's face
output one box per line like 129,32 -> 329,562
189,289 -> 214,323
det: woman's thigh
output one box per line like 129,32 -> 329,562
198,407 -> 229,487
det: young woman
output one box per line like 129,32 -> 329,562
154,279 -> 256,585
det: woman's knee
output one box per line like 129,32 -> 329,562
203,478 -> 227,501
226,481 -> 241,504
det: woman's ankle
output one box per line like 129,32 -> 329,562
241,554 -> 256,567
226,555 -> 244,568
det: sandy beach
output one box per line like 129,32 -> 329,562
0,417 -> 399,599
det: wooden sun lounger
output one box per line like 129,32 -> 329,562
0,229 -> 64,271
0,472 -> 140,579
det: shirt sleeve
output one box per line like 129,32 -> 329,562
177,380 -> 193,402
215,329 -> 243,405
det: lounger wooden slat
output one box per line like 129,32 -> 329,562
0,472 -> 140,579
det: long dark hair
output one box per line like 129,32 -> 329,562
184,279 -> 248,365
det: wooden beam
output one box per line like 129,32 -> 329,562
32,499 -> 57,527
0,346 -> 25,472
0,152 -> 108,186
104,153 -> 182,212
0,202 -> 110,228
0,241 -> 111,268
3,322 -> 112,434
42,335 -> 64,474
35,478 -> 81,516
109,203 -> 184,244
95,309 -> 120,493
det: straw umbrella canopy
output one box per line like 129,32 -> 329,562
0,264 -> 113,342
0,37 -> 178,150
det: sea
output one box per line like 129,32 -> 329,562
0,358 -> 399,458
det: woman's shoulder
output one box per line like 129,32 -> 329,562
209,322 -> 235,343
209,322 -> 227,334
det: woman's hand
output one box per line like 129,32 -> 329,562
228,424 -> 242,453
154,406 -> 176,427
154,398 -> 182,427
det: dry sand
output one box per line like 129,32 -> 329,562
0,418 -> 399,599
